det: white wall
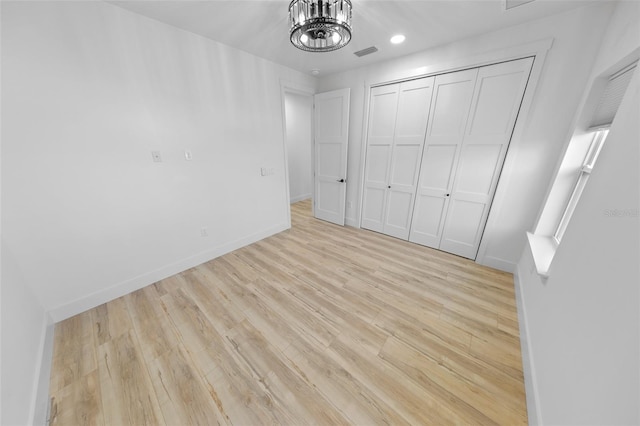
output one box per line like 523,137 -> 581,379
284,92 -> 313,203
1,1 -> 316,323
516,1 -> 640,424
1,241 -> 48,425
2,2 -> 316,421
318,3 -> 615,270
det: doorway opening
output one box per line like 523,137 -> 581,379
283,90 -> 314,216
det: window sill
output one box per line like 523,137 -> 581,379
526,232 -> 558,279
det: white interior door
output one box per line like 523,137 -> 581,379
439,57 -> 533,258
314,88 -> 350,225
409,69 -> 478,248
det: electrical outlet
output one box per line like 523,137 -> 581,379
347,201 -> 353,210
200,227 -> 208,237
151,151 -> 162,162
184,150 -> 193,161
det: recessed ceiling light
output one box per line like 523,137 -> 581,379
311,69 -> 320,76
390,34 -> 406,44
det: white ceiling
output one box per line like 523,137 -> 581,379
108,0 -> 596,76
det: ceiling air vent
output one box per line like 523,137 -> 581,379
504,0 -> 535,11
354,46 -> 378,58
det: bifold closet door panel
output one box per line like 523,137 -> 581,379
439,57 -> 534,258
409,68 -> 478,248
383,77 -> 435,239
361,84 -> 399,232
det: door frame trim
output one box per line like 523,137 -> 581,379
280,80 -> 316,227
357,38 -> 553,268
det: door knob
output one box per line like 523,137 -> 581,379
445,193 -> 450,197
388,185 -> 391,189
337,178 -> 345,183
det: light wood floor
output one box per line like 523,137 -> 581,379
49,199 -> 527,425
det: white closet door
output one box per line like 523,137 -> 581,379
361,78 -> 434,238
439,57 -> 534,258
409,69 -> 478,247
314,88 -> 350,226
361,84 -> 399,232
384,77 -> 435,239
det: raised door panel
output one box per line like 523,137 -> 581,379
383,77 -> 434,239
454,144 -> 503,199
428,69 -> 479,139
365,145 -> 392,184
361,187 -> 386,232
361,84 -> 399,232
467,69 -> 528,136
440,57 -> 534,258
409,144 -> 457,246
439,199 -> 487,259
383,191 -> 415,239
389,144 -> 423,187
419,144 -> 458,192
395,79 -> 434,141
317,142 -> 342,178
410,195 -> 448,247
368,87 -> 398,142
316,180 -> 342,220
409,69 -> 477,248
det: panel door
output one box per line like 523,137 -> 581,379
439,57 -> 534,258
383,77 -> 435,239
314,88 -> 350,225
361,84 -> 399,232
409,68 -> 479,248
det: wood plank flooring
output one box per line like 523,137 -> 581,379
49,199 -> 527,425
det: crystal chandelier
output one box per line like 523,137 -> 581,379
289,0 -> 352,52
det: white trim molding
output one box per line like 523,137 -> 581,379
279,79 -> 317,229
32,318 -> 55,426
290,194 -> 312,203
515,253 -> 544,426
479,256 -> 517,273
48,223 -> 289,322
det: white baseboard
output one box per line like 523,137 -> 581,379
345,217 -> 358,228
30,314 -> 54,426
48,223 -> 289,322
514,262 -> 542,425
478,255 -> 516,273
290,194 -> 311,203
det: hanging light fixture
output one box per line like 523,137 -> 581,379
289,0 -> 352,52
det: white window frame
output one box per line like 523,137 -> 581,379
553,128 -> 609,243
527,59 -> 636,278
